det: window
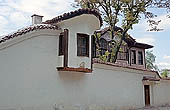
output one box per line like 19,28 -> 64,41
131,50 -> 136,64
138,51 -> 143,65
59,33 -> 64,56
117,45 -> 128,60
100,38 -> 107,55
77,33 -> 89,56
92,35 -> 96,58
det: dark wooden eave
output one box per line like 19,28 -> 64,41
134,42 -> 153,49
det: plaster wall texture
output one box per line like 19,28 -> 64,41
152,80 -> 170,106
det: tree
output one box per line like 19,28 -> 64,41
145,50 -> 159,71
74,0 -> 169,63
161,69 -> 170,78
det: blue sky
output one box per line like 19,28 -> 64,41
0,0 -> 170,69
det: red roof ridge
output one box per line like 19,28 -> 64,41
93,58 -> 157,73
0,24 -> 59,44
43,8 -> 103,26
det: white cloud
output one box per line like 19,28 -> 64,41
0,16 -> 8,26
0,15 -> 10,35
5,0 -> 74,20
135,35 -> 155,45
0,0 -> 74,36
158,62 -> 170,69
163,55 -> 170,60
9,12 -> 30,27
157,54 -> 170,69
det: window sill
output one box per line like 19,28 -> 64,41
77,55 -> 89,58
57,67 -> 92,73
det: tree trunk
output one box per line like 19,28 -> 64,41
112,29 -> 128,63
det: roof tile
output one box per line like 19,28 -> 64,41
0,24 -> 59,44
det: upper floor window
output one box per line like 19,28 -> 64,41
100,38 -> 107,55
59,33 -> 64,56
131,50 -> 136,64
138,51 -> 143,65
77,33 -> 89,57
117,45 -> 128,61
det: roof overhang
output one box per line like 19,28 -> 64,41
43,8 -> 103,27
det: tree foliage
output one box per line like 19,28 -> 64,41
161,69 -> 170,78
74,0 -> 169,63
145,50 -> 159,71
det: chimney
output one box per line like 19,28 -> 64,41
31,14 -> 43,25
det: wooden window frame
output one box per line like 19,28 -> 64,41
117,45 -> 128,61
131,50 -> 136,64
77,33 -> 89,57
59,33 -> 64,56
138,51 -> 143,65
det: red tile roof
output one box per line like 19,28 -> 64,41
162,78 -> 170,80
93,58 -> 157,73
143,76 -> 160,81
43,8 -> 103,26
0,24 -> 59,44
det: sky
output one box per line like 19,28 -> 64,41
0,0 -> 170,70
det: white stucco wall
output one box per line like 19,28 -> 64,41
0,35 -> 157,110
152,80 -> 170,106
57,14 -> 100,69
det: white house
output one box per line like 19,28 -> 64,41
0,8 -> 170,110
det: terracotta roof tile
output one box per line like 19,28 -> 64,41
43,8 -> 103,26
93,58 -> 157,73
143,76 -> 160,81
0,24 -> 59,44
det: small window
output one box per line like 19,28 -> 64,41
59,33 -> 64,56
138,51 -> 143,65
77,33 -> 89,56
131,50 -> 136,64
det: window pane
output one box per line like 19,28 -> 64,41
77,33 -> 89,56
138,51 -> 143,65
59,34 -> 64,55
131,50 -> 136,64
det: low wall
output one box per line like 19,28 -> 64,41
152,80 -> 170,106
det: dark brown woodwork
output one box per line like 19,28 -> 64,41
144,85 -> 150,106
59,32 -> 64,56
63,29 -> 69,67
77,33 -> 89,57
91,36 -> 93,70
57,67 -> 92,73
